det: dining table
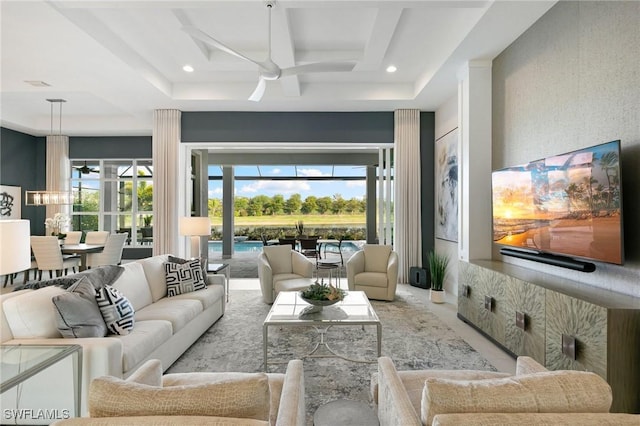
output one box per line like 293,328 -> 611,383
60,243 -> 105,272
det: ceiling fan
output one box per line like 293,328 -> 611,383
182,1 -> 356,102
73,161 -> 98,175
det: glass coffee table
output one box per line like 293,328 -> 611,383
263,291 -> 381,372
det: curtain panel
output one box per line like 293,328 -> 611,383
393,109 -> 422,283
152,109 -> 181,256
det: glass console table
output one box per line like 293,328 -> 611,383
1,345 -> 83,419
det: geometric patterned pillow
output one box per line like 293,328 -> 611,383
95,285 -> 135,335
164,259 -> 207,297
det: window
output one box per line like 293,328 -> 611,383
71,159 -> 153,246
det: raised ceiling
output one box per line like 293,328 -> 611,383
0,0 -> 556,137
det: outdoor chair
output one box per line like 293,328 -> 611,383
298,236 -> 320,261
278,237 -> 297,250
346,244 -> 398,301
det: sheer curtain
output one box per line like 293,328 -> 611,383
393,109 -> 421,283
152,109 -> 181,255
45,135 -> 70,224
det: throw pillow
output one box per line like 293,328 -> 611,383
164,259 -> 207,297
52,277 -> 107,338
89,373 -> 271,421
73,265 -> 125,289
95,285 -> 135,335
168,255 -> 207,277
421,370 -> 613,426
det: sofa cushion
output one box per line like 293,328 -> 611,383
2,286 -> 66,338
136,254 -> 170,302
164,259 -> 207,297
89,373 -> 271,421
363,244 -> 391,273
116,320 -> 173,374
96,285 -> 135,336
111,262 -> 153,311
167,285 -> 223,310
135,298 -> 202,333
421,370 -> 613,426
49,416 -> 269,425
52,277 -> 107,338
263,245 -> 293,275
431,413 -> 640,426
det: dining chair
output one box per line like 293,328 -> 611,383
30,236 -> 81,280
85,233 -> 128,268
278,237 -> 297,250
85,231 -> 109,245
64,231 -> 83,244
298,237 -> 320,261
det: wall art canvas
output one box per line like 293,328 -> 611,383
0,185 -> 21,219
435,129 -> 458,242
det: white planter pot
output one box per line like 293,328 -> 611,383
430,289 -> 445,304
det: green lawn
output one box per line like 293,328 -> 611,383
210,214 -> 365,227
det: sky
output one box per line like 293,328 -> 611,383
207,165 -> 367,200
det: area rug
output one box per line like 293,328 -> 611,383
168,285 -> 497,425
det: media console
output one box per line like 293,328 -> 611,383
458,260 -> 640,413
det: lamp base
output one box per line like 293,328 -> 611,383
190,236 -> 201,260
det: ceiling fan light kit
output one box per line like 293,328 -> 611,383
183,0 -> 356,102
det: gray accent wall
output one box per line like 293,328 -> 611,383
182,111 -> 394,143
420,112 -> 435,267
70,136 -> 151,158
492,1 -> 640,297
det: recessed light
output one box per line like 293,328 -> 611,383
386,65 -> 397,73
183,65 -> 194,73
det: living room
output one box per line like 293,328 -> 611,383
1,1 -> 639,425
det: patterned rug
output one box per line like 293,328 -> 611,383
167,285 -> 497,425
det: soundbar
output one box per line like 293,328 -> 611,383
500,248 -> 596,272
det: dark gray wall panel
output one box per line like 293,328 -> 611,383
182,112 -> 394,143
420,112 -> 435,266
70,136 -> 152,158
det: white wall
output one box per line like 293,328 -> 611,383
492,1 -> 640,297
434,95 -> 459,296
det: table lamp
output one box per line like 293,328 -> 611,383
179,216 -> 211,259
0,220 -> 31,278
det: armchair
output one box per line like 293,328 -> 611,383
258,245 -> 314,304
52,358 -> 306,426
346,244 -> 398,301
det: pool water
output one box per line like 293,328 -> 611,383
207,240 -> 362,254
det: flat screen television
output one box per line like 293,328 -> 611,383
492,140 -> 624,266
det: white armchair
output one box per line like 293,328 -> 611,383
347,244 -> 398,301
258,245 -> 314,304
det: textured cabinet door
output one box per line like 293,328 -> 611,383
504,276 -> 545,362
545,290 -> 607,377
458,261 -> 478,324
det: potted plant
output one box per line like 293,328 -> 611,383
295,220 -> 305,237
299,281 -> 345,315
428,250 -> 449,304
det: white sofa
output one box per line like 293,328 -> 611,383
0,254 -> 226,423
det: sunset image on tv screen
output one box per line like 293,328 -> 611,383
492,140 -> 623,265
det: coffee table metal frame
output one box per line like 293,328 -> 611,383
1,344 -> 83,417
263,291 -> 381,372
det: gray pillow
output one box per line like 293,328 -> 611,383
52,277 -> 107,338
71,265 -> 124,289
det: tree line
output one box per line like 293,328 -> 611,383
208,194 -> 367,217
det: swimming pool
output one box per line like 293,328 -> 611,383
207,240 -> 362,254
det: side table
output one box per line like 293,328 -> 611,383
207,263 -> 230,302
314,399 -> 379,426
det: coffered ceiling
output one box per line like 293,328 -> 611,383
0,1 -> 556,136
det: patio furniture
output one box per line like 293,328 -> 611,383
278,237 -> 297,249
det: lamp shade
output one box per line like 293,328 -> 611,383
0,220 -> 31,275
179,217 -> 211,236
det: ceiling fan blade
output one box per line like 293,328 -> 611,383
280,61 -> 357,77
248,77 -> 267,102
182,26 -> 262,67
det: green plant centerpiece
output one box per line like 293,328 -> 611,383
299,281 -> 345,315
428,250 -> 449,303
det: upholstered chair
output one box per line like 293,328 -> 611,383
30,236 -> 81,280
257,245 -> 314,304
85,231 -> 109,245
64,231 -> 83,244
346,244 -> 398,301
